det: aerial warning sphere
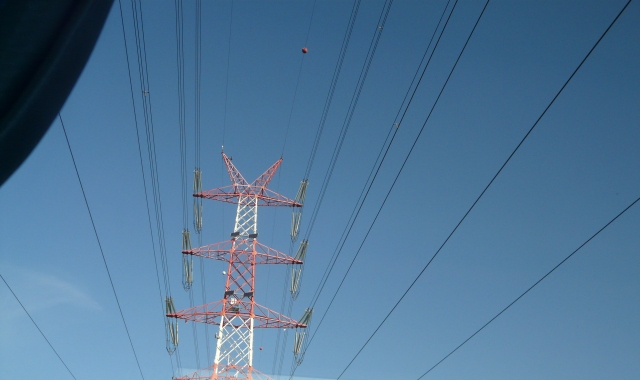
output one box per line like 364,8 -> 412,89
302,47 -> 308,54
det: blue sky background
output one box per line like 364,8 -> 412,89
1,0 -> 639,379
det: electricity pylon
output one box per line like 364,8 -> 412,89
168,152 -> 307,380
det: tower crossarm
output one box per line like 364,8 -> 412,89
250,157 -> 281,190
183,239 -> 302,265
167,299 -> 307,329
196,185 -> 301,207
223,152 -> 249,189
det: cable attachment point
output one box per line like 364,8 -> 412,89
294,240 -> 309,262
182,230 -> 193,290
291,211 -> 302,242
293,308 -> 313,363
193,169 -> 203,233
291,180 -> 308,242
291,267 -> 302,296
165,297 -> 179,352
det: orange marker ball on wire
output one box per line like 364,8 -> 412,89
302,47 -> 308,54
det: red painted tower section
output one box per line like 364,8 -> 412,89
168,153 -> 305,380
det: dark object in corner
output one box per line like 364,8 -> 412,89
0,0 -> 114,187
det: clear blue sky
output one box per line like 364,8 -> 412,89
1,0 -> 639,379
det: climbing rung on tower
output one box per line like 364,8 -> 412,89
294,239 -> 309,261
193,169 -> 203,233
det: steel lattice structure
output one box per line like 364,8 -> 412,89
168,153 -> 305,380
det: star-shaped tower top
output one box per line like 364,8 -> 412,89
195,152 -> 302,207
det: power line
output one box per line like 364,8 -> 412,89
300,0 -> 393,241
120,0 -> 183,372
193,0 -> 211,367
329,0 -> 633,377
307,0 -> 456,316
280,0 -> 317,156
222,0 -> 234,148
272,0 -> 363,374
301,0 -> 361,181
278,0 -> 393,374
258,0 -> 317,369
416,194 -> 640,379
0,273 -> 77,380
174,0 -> 202,369
289,0 -> 463,377
331,1 -> 490,376
117,0 -> 177,375
59,114 -> 145,380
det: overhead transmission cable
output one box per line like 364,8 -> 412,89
0,273 -> 77,379
270,0 -> 363,374
117,0 -> 177,375
300,0 -> 393,241
332,0 -> 633,377
417,194 -> 640,379
258,1 -> 317,369
175,0 -> 201,370
307,0 -> 455,312
276,0 -> 394,376
289,0 -> 457,377
121,0 -> 183,372
59,114 -> 145,380
280,0 -> 317,157
222,0 -> 234,149
220,0 -> 234,240
193,0 -> 211,367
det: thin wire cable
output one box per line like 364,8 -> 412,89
0,273 -> 77,379
129,0 -> 183,370
267,0 -> 317,372
117,0 -> 177,375
194,0 -> 211,367
332,0 -> 632,376
302,0 -> 362,181
175,0 -> 189,231
417,194 -> 640,379
59,114 -> 145,380
300,0 -> 392,250
272,0 -> 363,370
281,0 -> 317,157
222,0 -> 234,148
307,0 -> 455,312
220,1 -> 234,241
279,1 -> 393,375
174,0 -> 201,368
289,2 -> 457,377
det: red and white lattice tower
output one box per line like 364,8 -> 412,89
168,152 -> 306,380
